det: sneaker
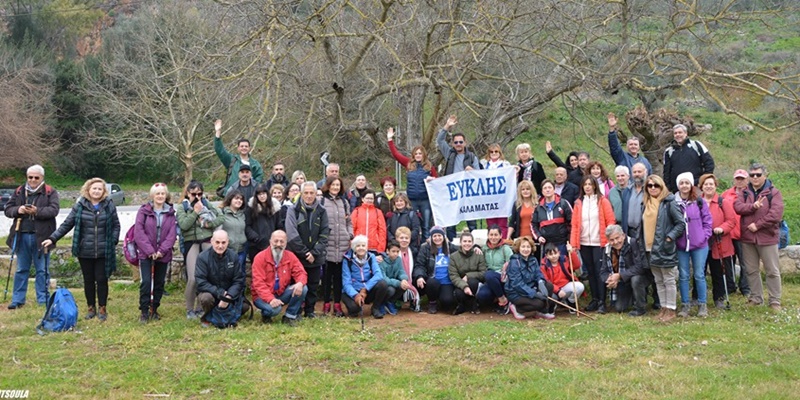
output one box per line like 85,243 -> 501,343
322,302 -> 331,315
139,312 -> 149,324
85,306 -> 96,320
281,316 -> 298,327
200,319 -> 212,328
409,298 -> 419,312
471,303 -> 480,315
585,300 -> 599,312
333,303 -> 345,317
385,302 -> 398,316
697,303 -> 708,318
452,305 -> 467,315
690,299 -> 699,307
628,308 -> 647,317
7,303 -> 23,310
371,308 -> 385,319
186,310 -> 197,319
427,301 -> 438,314
769,303 -> 782,311
569,307 -> 577,315
261,315 -> 273,324
678,304 -> 691,318
98,306 -> 108,321
508,303 -> 526,320
715,300 -> 725,309
659,308 -> 676,323
596,304 -> 607,314
495,304 -> 510,315
534,312 -> 556,320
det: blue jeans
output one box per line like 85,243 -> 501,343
410,198 -> 432,239
477,270 -> 505,305
678,247 -> 709,304
12,233 -> 49,305
254,284 -> 308,320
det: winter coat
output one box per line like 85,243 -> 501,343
599,237 -> 646,284
285,199 -> 330,268
559,181 -> 580,207
663,138 -> 715,192
245,197 -> 283,256
532,195 -> 572,246
388,140 -> 437,201
570,195 -> 616,249
133,202 -> 177,263
221,206 -> 247,253
413,241 -> 458,281
176,198 -> 223,242
608,130 -> 653,176
351,203 -> 387,253
705,194 -> 736,259
504,253 -> 546,301
214,136 -> 264,192
642,194 -> 686,267
540,251 -> 581,294
379,256 -> 409,288
342,250 -> 385,298
251,248 -> 308,303
437,129 -> 480,175
265,174 -> 289,191
375,192 -> 394,218
50,197 -> 120,276
386,209 -> 422,252
516,159 -> 547,196
5,184 -> 60,247
482,244 -> 513,273
675,197 -> 713,252
448,248 -> 487,290
195,247 -> 245,301
734,180 -> 784,246
721,187 -> 742,241
321,194 -> 353,263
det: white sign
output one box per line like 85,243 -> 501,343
426,166 -> 517,227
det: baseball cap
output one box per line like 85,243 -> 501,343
733,169 -> 747,179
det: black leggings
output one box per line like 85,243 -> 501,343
79,257 -> 108,307
342,281 -> 389,315
322,261 -> 343,303
454,277 -> 481,310
418,277 -> 455,310
139,259 -> 168,312
580,246 -> 605,303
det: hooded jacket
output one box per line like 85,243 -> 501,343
221,206 -> 247,253
351,202 -> 387,253
706,194 -> 736,259
321,194 -> 353,263
448,247 -> 487,290
570,195 -> 616,249
663,138 -> 715,193
532,194 -> 572,245
675,197 -> 713,252
245,197 -> 284,255
251,248 -> 308,303
387,209 -> 422,252
133,202 -> 177,263
642,194 -> 686,267
504,253 -> 546,301
541,251 -> 581,294
342,249 -> 385,298
734,180 -> 784,246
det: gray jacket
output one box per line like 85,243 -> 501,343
642,194 -> 686,267
322,194 -> 352,263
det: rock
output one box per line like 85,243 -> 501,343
737,124 -> 754,132
778,245 -> 800,275
695,124 -> 713,134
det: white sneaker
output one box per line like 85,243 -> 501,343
534,312 -> 556,320
508,303 -> 526,320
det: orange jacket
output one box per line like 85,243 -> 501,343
570,195 -> 616,249
352,203 -> 387,253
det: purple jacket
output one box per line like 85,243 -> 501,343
134,202 -> 178,263
676,197 -> 713,251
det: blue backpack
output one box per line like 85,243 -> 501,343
36,252 -> 78,334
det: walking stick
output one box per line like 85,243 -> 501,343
359,307 -> 365,332
715,235 -> 731,310
149,261 -> 156,318
549,296 -> 595,320
3,219 -> 22,302
567,252 -> 580,314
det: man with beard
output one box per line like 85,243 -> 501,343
265,162 -> 289,191
251,230 -> 308,326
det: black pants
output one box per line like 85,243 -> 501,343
453,277 -> 481,310
79,257 -> 108,307
342,280 -> 389,316
580,246 -> 604,303
732,240 -> 750,293
708,256 -> 736,301
417,277 -> 456,310
386,285 -> 405,303
139,259 -> 168,312
322,261 -> 343,303
447,220 -> 477,241
304,265 -> 322,315
613,275 -> 648,312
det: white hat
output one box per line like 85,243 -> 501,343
676,172 -> 694,188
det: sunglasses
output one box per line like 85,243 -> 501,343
453,141 -> 464,145
190,191 -> 203,196
154,182 -> 166,187
646,183 -> 661,189
490,150 -> 500,154
27,176 -> 42,180
749,173 -> 763,178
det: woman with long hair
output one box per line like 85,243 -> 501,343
387,127 -> 437,238
507,180 -> 537,240
505,236 -> 554,320
220,190 -> 248,272
132,183 -> 177,323
412,226 -> 459,314
477,225 -> 512,313
586,161 -> 615,197
642,175 -> 685,323
43,178 -> 120,321
347,175 -> 372,210
570,175 -> 615,314
321,177 -> 353,317
386,193 -> 422,254
246,183 -> 283,262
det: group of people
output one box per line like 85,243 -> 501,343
3,113 -> 785,327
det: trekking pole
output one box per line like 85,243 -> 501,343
715,235 -> 731,310
3,219 -> 22,302
549,296 -> 594,320
359,307 -> 365,332
149,261 -> 156,318
567,252 -> 580,315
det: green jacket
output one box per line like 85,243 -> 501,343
221,206 -> 247,253
448,248 -> 487,290
379,256 -> 408,288
482,244 -> 512,272
215,137 -> 264,192
176,198 -> 223,242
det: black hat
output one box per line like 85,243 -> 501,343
239,164 -> 252,172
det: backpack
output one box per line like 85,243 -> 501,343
36,254 -> 78,334
780,220 -> 790,249
123,225 -> 139,266
205,297 -> 253,328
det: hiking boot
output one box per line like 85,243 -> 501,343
7,303 -> 23,310
139,312 -> 149,324
98,306 -> 108,321
678,304 -> 691,318
150,310 -> 161,321
261,315 -> 273,324
304,311 -> 317,319
452,304 -> 467,315
333,303 -> 345,317
427,301 -> 438,314
596,303 -> 607,315
508,303 -> 526,320
769,303 -> 782,311
85,306 -> 96,320
534,312 -> 556,320
628,308 -> 647,317
715,300 -> 725,309
385,302 -> 398,316
322,302 -> 331,316
585,300 -> 599,312
660,308 -> 676,323
697,303 -> 708,318
371,307 -> 385,319
281,316 -> 298,327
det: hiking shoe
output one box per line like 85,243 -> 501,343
186,310 -> 197,319
678,304 -> 691,318
385,302 -> 398,315
150,310 -> 161,321
495,304 -> 510,315
690,299 -> 699,307
452,305 -> 467,315
333,303 -> 345,317
534,312 -> 556,320
85,306 -> 96,319
651,303 -> 661,311
471,304 -> 480,315
7,303 -> 23,310
508,303 -> 526,320
769,303 -> 782,311
660,308 -> 676,323
98,306 -> 107,321
585,300 -> 599,312
697,304 -> 708,318
322,302 -> 331,315
281,316 -> 298,327
409,298 -> 418,312
261,315 -> 273,324
596,303 -> 607,315
628,308 -> 647,317
371,308 -> 385,319
200,319 -> 212,328
747,299 -> 762,306
427,301 -> 438,314
715,300 -> 725,309
139,312 -> 149,324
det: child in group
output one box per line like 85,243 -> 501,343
379,241 -> 411,315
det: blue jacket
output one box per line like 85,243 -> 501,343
342,249 -> 385,298
406,165 -> 432,201
608,130 -> 653,176
504,253 -> 546,301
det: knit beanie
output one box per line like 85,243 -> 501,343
676,172 -> 694,189
430,226 -> 446,238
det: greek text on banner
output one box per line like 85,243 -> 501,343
425,166 -> 517,227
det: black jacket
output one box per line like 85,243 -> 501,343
663,139 -> 715,192
559,181 -> 580,207
532,195 -> 572,245
285,199 -> 330,268
5,184 -> 60,247
547,150 -> 583,187
50,197 -> 120,260
245,197 -> 283,255
600,237 -> 646,284
413,241 -> 458,282
195,247 -> 246,301
641,194 -> 686,267
387,209 -> 422,253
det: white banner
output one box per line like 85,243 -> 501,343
426,166 -> 517,227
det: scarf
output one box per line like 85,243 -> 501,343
520,160 -> 534,181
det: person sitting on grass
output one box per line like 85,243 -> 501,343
599,225 -> 649,317
342,235 -> 390,319
379,241 -> 411,316
413,226 -> 459,314
540,243 -> 583,314
477,225 -> 511,314
394,226 -> 421,312
195,230 -> 248,328
449,231 -> 487,315
251,230 -> 308,327
505,236 -> 555,320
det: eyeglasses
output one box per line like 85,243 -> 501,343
27,176 -> 41,180
453,141 -> 464,145
490,150 -> 500,154
749,173 -> 763,178
646,183 -> 661,189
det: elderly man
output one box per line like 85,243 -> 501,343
600,225 -> 649,316
286,182 -> 330,318
214,119 -> 264,193
733,163 -> 784,311
722,169 -> 751,296
553,167 -> 579,206
251,230 -> 308,326
316,163 -> 340,189
265,162 -> 289,191
608,165 -> 630,224
5,165 -> 60,309
195,230 -> 247,328
663,123 -> 714,192
437,114 -> 480,239
607,112 -> 653,176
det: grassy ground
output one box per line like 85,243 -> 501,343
1,275 -> 799,399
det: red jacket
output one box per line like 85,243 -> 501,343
734,181 -> 784,246
721,187 -> 742,240
540,252 -> 582,293
352,203 -> 387,252
251,248 -> 308,303
570,196 -> 616,249
706,193 -> 736,259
